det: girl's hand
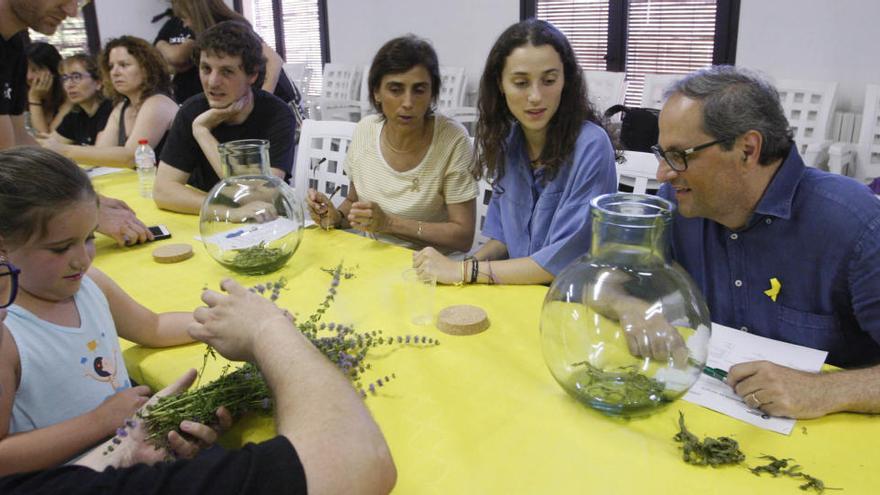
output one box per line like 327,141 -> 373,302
348,200 -> 388,233
77,370 -> 234,470
28,71 -> 53,100
413,247 -> 462,285
93,385 -> 152,433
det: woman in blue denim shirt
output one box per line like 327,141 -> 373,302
414,19 -> 617,285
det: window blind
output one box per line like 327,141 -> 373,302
245,0 -> 323,97
28,16 -> 88,57
537,0 -> 719,106
537,0 -> 609,71
624,0 -> 716,105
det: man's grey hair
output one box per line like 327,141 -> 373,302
664,65 -> 794,165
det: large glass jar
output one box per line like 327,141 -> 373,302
540,193 -> 711,417
199,139 -> 304,275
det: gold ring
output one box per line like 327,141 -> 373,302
747,392 -> 762,408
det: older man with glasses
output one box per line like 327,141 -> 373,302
643,65 -> 880,420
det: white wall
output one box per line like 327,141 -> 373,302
94,0 -> 168,43
327,0 -> 517,101
737,0 -> 880,113
93,0 -> 234,45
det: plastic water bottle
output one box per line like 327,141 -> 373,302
134,139 -> 156,198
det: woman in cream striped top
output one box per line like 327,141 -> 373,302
306,35 -> 477,252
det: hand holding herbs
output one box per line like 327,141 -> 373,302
190,278 -> 291,363
136,264 -> 438,450
85,369 -> 231,465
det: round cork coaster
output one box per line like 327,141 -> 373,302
152,243 -> 194,264
436,305 -> 490,336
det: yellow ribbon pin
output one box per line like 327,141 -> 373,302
764,277 -> 781,302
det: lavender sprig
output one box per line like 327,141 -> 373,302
139,262 -> 438,449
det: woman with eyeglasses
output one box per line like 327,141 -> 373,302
41,54 -> 113,146
25,42 -> 72,135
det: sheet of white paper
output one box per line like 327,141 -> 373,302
682,322 -> 827,435
85,167 -> 126,178
203,217 -> 301,251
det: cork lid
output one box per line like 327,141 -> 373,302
436,304 -> 490,336
152,243 -> 194,264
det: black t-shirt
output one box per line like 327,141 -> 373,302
0,436 -> 307,495
160,88 -> 295,192
154,17 -> 203,104
55,99 -> 113,145
0,31 -> 28,116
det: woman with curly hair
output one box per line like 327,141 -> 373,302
414,19 -> 617,285
43,36 -> 178,168
25,42 -> 71,135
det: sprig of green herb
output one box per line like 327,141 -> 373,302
749,455 -> 840,493
673,411 -> 745,467
133,262 -> 438,451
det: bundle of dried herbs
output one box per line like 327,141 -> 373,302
571,361 -> 667,412
673,411 -> 745,467
134,262 -> 439,450
750,455 -> 839,493
228,241 -> 288,274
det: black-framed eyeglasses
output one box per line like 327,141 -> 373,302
61,72 -> 89,84
651,139 -> 724,172
0,261 -> 20,309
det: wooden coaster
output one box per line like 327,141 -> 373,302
152,243 -> 194,264
436,305 -> 490,336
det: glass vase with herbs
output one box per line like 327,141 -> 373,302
199,139 -> 304,275
540,193 -> 711,417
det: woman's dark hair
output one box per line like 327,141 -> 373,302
0,147 -> 96,246
367,35 -> 441,118
172,0 -> 249,36
26,42 -> 65,118
474,19 -> 601,183
99,36 -> 172,104
195,21 -> 267,88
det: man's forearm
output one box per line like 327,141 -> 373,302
823,364 -> 880,414
254,321 -> 396,494
153,181 -> 207,214
192,126 -> 224,178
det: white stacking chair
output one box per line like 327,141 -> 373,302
584,70 -> 626,115
292,119 -> 356,210
438,66 -> 467,110
640,74 -> 681,110
312,63 -> 363,122
776,79 -> 838,169
617,151 -> 660,194
282,62 -> 311,94
829,84 -> 880,180
468,177 -> 494,254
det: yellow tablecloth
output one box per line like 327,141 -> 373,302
91,170 -> 877,494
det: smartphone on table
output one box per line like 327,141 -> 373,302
148,225 -> 172,241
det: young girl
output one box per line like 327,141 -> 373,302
26,42 -> 72,135
414,19 -> 618,285
0,147 -> 217,475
